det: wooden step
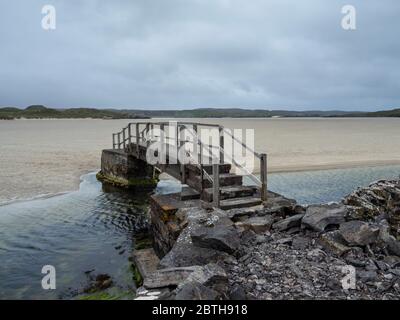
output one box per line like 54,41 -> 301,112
186,173 -> 243,191
180,186 -> 200,200
219,196 -> 263,210
202,185 -> 257,202
186,163 -> 231,175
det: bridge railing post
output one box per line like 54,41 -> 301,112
176,123 -> 180,165
128,124 -> 132,145
213,159 -> 220,208
112,134 -> 116,149
193,124 -> 198,164
260,153 -> 268,202
117,132 -> 121,149
145,123 -> 150,149
160,123 -> 165,169
136,123 -> 140,156
219,126 -> 224,164
165,124 -> 170,165
122,128 -> 126,149
179,124 -> 186,184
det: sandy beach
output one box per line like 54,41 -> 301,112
1,118 -> 400,204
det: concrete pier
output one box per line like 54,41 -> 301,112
97,149 -> 158,190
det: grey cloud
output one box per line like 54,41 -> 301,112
0,0 -> 399,110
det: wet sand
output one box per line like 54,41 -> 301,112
1,118 -> 400,204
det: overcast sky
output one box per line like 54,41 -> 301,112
0,0 -> 399,111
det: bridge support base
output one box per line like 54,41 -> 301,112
97,149 -> 158,190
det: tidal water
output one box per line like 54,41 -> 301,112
2,118 -> 400,204
0,165 -> 400,299
0,173 -> 150,300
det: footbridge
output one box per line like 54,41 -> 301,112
101,121 -> 268,210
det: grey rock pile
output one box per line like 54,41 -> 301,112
134,179 -> 400,300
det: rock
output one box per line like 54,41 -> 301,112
343,179 -> 400,238
339,221 -> 379,246
229,284 -> 247,300
135,287 -> 171,300
383,255 -> 400,268
286,226 -> 301,234
378,221 -> 400,257
177,263 -> 228,298
318,231 -> 351,256
263,192 -> 297,215
345,257 -> 367,268
326,278 -> 342,290
357,270 -> 377,283
277,237 -> 292,245
83,273 -> 113,293
292,236 -> 310,250
226,205 -> 264,221
98,279 -> 112,290
365,261 -> 378,271
385,237 -> 400,257
135,295 -> 159,300
272,213 -> 304,232
235,215 -> 274,234
174,281 -> 219,300
132,248 -> 160,278
191,224 -> 240,254
384,273 -> 394,280
389,269 -> 400,277
159,243 -> 230,268
255,234 -> 267,244
302,203 -> 347,232
143,266 -> 200,289
375,260 -> 389,271
181,263 -> 227,289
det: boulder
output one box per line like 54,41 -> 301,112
229,284 -> 247,300
235,215 -> 274,234
272,213 -> 305,232
143,266 -> 199,289
343,179 -> 400,238
180,263 -> 228,294
385,236 -> 400,257
383,255 -> 400,268
174,281 -> 219,300
226,205 -> 264,221
173,263 -> 229,299
262,194 -> 297,216
302,203 -> 347,232
292,235 -> 310,250
357,270 -> 377,283
191,224 -> 240,254
318,231 -> 351,256
134,287 -> 171,300
159,243 -> 231,269
378,221 -> 400,257
339,221 -> 379,246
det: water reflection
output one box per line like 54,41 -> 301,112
0,173 -> 150,299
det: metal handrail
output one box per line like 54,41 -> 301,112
222,128 -> 261,159
112,121 -> 268,205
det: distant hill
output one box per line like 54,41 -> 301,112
1,106 -> 399,120
119,108 -> 361,118
0,105 -> 148,119
370,108 -> 400,117
125,107 -> 400,118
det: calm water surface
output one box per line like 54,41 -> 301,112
1,165 -> 400,299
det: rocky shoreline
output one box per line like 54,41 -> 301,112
133,179 -> 400,300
